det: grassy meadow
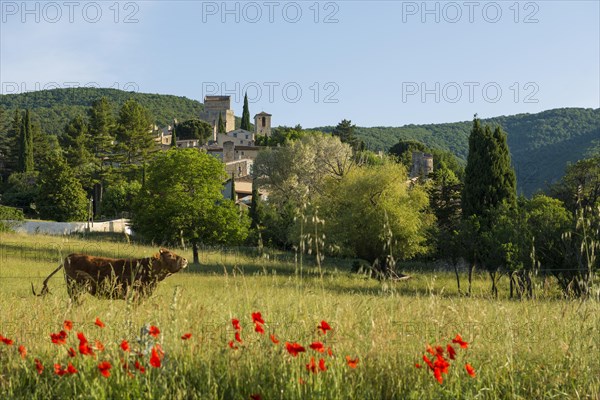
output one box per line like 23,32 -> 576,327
0,232 -> 599,399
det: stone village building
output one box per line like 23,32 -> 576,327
154,96 -> 271,204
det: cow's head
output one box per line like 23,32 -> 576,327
152,248 -> 188,279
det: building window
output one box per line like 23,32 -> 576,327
261,117 -> 266,127
241,151 -> 245,156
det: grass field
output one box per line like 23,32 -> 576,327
0,232 -> 599,399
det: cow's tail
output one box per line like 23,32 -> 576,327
32,260 -> 65,297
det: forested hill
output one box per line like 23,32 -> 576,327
317,108 -> 600,196
1,88 -> 597,196
0,87 -> 204,135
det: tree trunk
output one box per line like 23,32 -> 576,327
192,242 -> 199,264
453,259 -> 461,294
468,262 -> 475,296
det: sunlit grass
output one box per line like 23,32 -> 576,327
0,232 -> 599,399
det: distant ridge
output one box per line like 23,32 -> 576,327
1,88 -> 598,196
315,108 -> 599,196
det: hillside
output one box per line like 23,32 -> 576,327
1,89 -> 597,196
0,88 -> 205,136
318,108 -> 599,196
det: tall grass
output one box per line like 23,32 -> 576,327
0,232 -> 599,399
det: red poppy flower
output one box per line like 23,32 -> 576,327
95,340 -> 105,352
149,325 -> 160,338
435,346 -> 444,356
423,355 -> 434,370
433,367 -> 443,384
254,324 -> 265,334
54,364 -> 67,376
317,320 -> 331,334
415,363 -> 422,369
235,331 -> 243,343
98,361 -> 111,378
228,340 -> 238,350
181,333 -> 192,340
250,394 -> 262,400
63,320 -> 73,331
67,347 -> 76,357
306,357 -> 317,373
120,340 -> 130,352
77,332 -> 87,343
447,345 -> 456,360
0,335 -> 13,345
18,345 -> 27,358
426,344 -> 435,355
251,312 -> 265,325
77,333 -> 94,356
285,342 -> 306,357
66,362 -> 77,374
232,318 -> 241,331
50,331 -> 67,345
327,347 -> 333,357
270,334 -> 280,344
465,363 -> 476,377
95,318 -> 105,328
80,343 -> 94,356
134,360 -> 146,373
346,356 -> 359,369
434,354 -> 450,374
452,334 -> 468,349
318,358 -> 327,372
309,342 -> 325,353
150,346 -> 162,368
34,358 -> 44,374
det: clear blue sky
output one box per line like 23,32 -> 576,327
1,1 -> 598,127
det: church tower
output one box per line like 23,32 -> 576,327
254,112 -> 272,137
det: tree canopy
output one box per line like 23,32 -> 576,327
131,149 -> 249,262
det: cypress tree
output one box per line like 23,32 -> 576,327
218,112 -> 226,134
241,92 -> 251,131
230,173 -> 236,201
171,125 -> 177,148
18,110 -> 34,172
463,116 -> 484,217
492,126 -> 517,206
461,115 -> 518,296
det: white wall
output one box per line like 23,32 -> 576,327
8,219 -> 132,236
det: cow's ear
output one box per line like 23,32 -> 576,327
159,248 -> 165,254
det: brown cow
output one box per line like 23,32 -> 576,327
32,248 -> 188,300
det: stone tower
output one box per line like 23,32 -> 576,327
200,96 -> 235,133
410,152 -> 434,178
254,112 -> 272,137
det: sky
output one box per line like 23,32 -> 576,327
1,0 -> 599,128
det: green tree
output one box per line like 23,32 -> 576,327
175,119 -> 213,142
461,116 -> 517,295
88,97 -> 115,163
428,165 -> 463,291
0,107 -> 18,180
1,171 -> 39,216
0,205 -> 24,232
170,125 -> 177,148
132,149 -> 249,263
217,112 -> 226,134
332,119 -> 364,151
61,115 -> 94,187
550,155 -> 600,213
241,92 -> 251,131
319,162 -> 434,277
114,99 -> 155,183
18,110 -> 34,173
101,180 -> 142,218
36,153 -> 88,222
